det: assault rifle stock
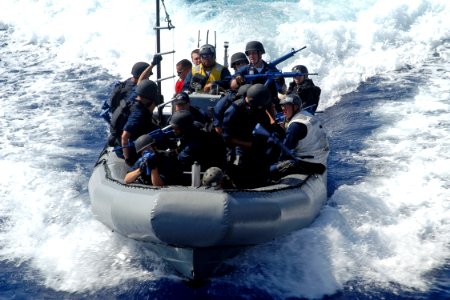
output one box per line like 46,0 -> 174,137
253,123 -> 297,161
112,125 -> 175,154
267,46 -> 306,69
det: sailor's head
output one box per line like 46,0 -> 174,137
280,94 -> 302,120
237,84 -> 252,99
292,65 -> 309,83
199,44 -> 216,68
172,92 -> 191,111
191,48 -> 201,66
169,110 -> 195,135
245,41 -> 265,65
245,84 -> 271,110
202,167 -> 224,188
131,62 -> 150,79
230,52 -> 249,72
134,134 -> 156,154
136,79 -> 158,109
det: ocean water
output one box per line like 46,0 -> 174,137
0,0 -> 449,299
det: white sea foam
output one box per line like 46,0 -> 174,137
0,0 -> 449,297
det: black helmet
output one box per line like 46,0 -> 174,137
202,167 -> 223,187
292,65 -> 309,78
134,134 -> 156,153
136,79 -> 158,102
170,110 -> 195,130
199,44 -> 216,57
131,62 -> 150,78
237,84 -> 251,97
280,94 -> 302,107
246,84 -> 271,108
172,92 -> 190,105
230,52 -> 249,68
245,41 -> 265,55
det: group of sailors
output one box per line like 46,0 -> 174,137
102,41 -> 330,189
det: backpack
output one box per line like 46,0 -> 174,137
109,80 -> 132,114
312,86 -> 321,102
108,99 -> 133,146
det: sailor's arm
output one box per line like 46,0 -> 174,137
121,130 -> 132,163
124,168 -> 141,184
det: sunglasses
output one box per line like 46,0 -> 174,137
233,60 -> 247,68
200,54 -> 213,59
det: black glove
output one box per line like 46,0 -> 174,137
151,54 -> 162,66
139,160 -> 149,174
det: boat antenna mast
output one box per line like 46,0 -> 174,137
223,41 -> 229,68
154,0 -> 175,103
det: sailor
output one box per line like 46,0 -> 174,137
170,110 -> 226,184
166,92 -> 211,128
213,84 -> 251,135
286,65 -> 321,115
270,94 -> 329,180
105,56 -> 162,146
183,44 -> 231,94
229,52 -> 249,74
222,84 -> 277,188
230,41 -> 285,111
190,48 -> 201,66
175,59 -> 192,94
124,134 -> 182,187
121,79 -> 160,165
105,55 -> 162,117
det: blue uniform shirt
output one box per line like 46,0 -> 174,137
123,102 -> 159,140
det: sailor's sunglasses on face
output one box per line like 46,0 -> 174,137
200,54 -> 213,59
235,61 -> 247,67
177,67 -> 186,75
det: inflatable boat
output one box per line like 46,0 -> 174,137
88,141 -> 327,280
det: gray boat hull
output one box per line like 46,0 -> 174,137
88,147 -> 327,279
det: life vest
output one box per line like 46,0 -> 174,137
191,63 -> 224,91
287,111 -> 329,165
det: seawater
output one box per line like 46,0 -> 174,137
0,0 -> 449,299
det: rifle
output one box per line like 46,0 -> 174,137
148,124 -> 175,141
267,46 -> 307,69
100,108 -> 111,124
244,71 -> 318,86
112,125 -> 175,154
253,123 -> 297,161
253,122 -> 315,159
254,123 -> 326,175
245,71 -> 318,93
